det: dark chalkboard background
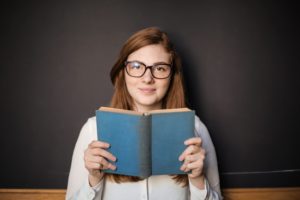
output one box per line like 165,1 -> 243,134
1,1 -> 299,188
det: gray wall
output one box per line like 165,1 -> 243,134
1,1 -> 299,188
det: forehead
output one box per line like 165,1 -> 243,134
127,44 -> 170,64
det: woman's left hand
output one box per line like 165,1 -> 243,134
179,137 -> 205,178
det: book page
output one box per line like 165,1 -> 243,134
99,107 -> 192,115
99,107 -> 143,115
148,108 -> 191,114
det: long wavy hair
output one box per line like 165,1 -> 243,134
107,27 -> 188,186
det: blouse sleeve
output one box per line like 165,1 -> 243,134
66,117 -> 104,200
190,116 -> 223,200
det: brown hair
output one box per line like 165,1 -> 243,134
108,27 -> 188,186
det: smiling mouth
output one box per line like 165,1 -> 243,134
139,88 -> 156,94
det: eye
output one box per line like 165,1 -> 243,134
129,62 -> 142,70
154,65 -> 169,72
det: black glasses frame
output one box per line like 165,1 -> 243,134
124,61 -> 172,79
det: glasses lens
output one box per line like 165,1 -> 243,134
126,62 -> 145,77
152,64 -> 171,78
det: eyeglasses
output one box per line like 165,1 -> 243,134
125,61 -> 172,79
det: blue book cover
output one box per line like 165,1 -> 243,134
151,111 -> 195,175
96,107 -> 195,178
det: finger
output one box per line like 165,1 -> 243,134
187,150 -> 206,173
85,159 -> 102,170
84,153 -> 100,168
187,161 -> 204,177
180,163 -> 187,171
179,145 -> 200,161
184,137 -> 202,146
85,151 -> 117,168
104,162 -> 117,171
183,153 -> 200,165
98,157 -> 117,170
187,159 -> 204,170
88,162 -> 102,170
181,162 -> 199,173
181,157 -> 200,172
91,148 -> 116,161
86,157 -> 116,171
89,140 -> 110,149
85,154 -> 104,164
188,168 -> 203,178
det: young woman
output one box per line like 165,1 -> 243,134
66,27 -> 222,200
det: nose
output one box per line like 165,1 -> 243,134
142,67 -> 154,83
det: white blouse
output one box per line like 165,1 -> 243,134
66,116 -> 222,200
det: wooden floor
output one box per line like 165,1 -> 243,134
0,187 -> 300,200
0,189 -> 65,200
222,187 -> 300,200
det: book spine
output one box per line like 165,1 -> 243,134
138,115 -> 151,178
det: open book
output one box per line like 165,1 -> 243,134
96,107 -> 195,178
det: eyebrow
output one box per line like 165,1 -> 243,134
127,60 -> 171,65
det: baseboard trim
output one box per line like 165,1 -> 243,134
222,187 -> 300,200
0,189 -> 66,200
0,187 -> 300,200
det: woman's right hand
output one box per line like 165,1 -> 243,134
84,140 -> 117,186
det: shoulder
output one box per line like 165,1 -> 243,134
77,116 -> 97,144
194,115 -> 214,151
80,116 -> 97,133
86,116 -> 96,127
194,115 -> 209,137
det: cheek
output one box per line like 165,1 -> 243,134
159,79 -> 171,95
125,74 -> 136,92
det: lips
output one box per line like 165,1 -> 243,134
139,88 -> 156,94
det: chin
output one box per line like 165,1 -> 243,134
137,99 -> 160,107
141,102 -> 157,107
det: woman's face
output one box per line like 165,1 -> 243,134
125,44 -> 171,112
